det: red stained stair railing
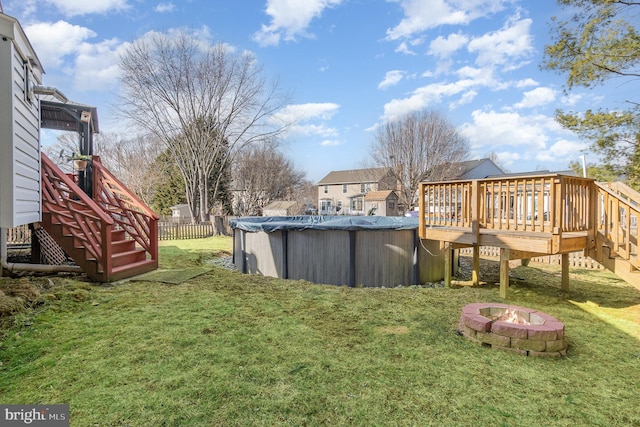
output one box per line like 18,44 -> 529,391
41,153 -> 115,279
91,156 -> 159,266
41,153 -> 159,281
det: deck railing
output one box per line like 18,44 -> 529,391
595,182 -> 639,269
419,174 -> 595,237
92,156 -> 159,262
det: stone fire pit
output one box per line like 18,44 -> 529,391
458,303 -> 567,357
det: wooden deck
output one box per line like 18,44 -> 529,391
419,174 -> 638,297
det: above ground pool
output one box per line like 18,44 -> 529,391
231,216 -> 445,287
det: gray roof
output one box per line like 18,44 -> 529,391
318,167 -> 391,185
40,99 -> 100,134
425,158 -> 503,181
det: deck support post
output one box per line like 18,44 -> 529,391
561,253 -> 569,292
472,245 -> 480,286
444,242 -> 453,287
500,248 -> 510,299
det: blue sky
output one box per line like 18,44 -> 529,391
3,0 -> 622,182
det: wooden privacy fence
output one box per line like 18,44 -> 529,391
158,217 -> 237,240
7,217 -> 235,244
458,246 -> 603,269
159,223 -> 214,240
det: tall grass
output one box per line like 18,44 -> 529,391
0,237 -> 639,426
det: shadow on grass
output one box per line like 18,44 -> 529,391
455,256 -> 640,309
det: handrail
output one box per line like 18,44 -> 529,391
91,156 -> 159,262
41,153 -> 114,265
599,181 -> 640,207
595,182 -> 639,269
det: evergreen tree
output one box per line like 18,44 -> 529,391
544,0 -> 640,189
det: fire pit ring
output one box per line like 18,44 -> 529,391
458,303 -> 567,357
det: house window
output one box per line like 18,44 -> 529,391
342,184 -> 347,193
360,183 -> 365,193
324,185 -> 328,194
389,201 -> 395,210
337,201 -> 342,212
351,197 -> 363,211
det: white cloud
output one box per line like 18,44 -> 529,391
561,93 -> 583,106
378,70 -> 405,89
253,0 -> 343,46
274,103 -> 340,123
320,139 -> 341,146
468,16 -> 533,68
43,0 -> 129,16
381,79 -> 476,121
460,110 -> 557,151
24,21 -> 97,68
386,0 -> 508,40
513,87 -> 557,109
458,109 -> 582,169
273,103 -> 340,138
290,124 -> 339,138
536,140 -> 589,162
155,3 -> 175,13
449,90 -> 477,109
429,32 -> 468,59
515,78 -> 538,88
395,41 -> 416,55
73,38 -> 124,91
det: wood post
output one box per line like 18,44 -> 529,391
561,253 -> 569,292
472,245 -> 480,286
444,242 -> 452,287
500,248 -> 510,299
471,180 -> 481,287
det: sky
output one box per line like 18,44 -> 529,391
2,0 -> 627,182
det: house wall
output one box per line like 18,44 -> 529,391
463,160 -> 504,179
319,180 -> 395,215
0,15 -> 43,228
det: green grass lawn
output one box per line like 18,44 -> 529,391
1,236 -> 640,426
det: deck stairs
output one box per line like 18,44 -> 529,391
40,153 -> 159,282
588,181 -> 639,288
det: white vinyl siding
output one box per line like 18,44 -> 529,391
0,16 -> 42,228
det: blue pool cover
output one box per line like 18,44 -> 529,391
230,216 -> 419,233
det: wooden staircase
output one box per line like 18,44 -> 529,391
587,181 -> 639,288
40,153 -> 159,282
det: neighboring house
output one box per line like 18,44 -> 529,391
364,190 -> 400,216
169,204 -> 191,222
424,158 -> 505,181
262,200 -> 305,217
317,167 -> 397,215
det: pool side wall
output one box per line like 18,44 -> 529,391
233,228 -> 445,287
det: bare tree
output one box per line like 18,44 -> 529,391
370,109 -> 469,210
43,132 -> 167,206
232,144 -> 306,216
117,30 -> 290,222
